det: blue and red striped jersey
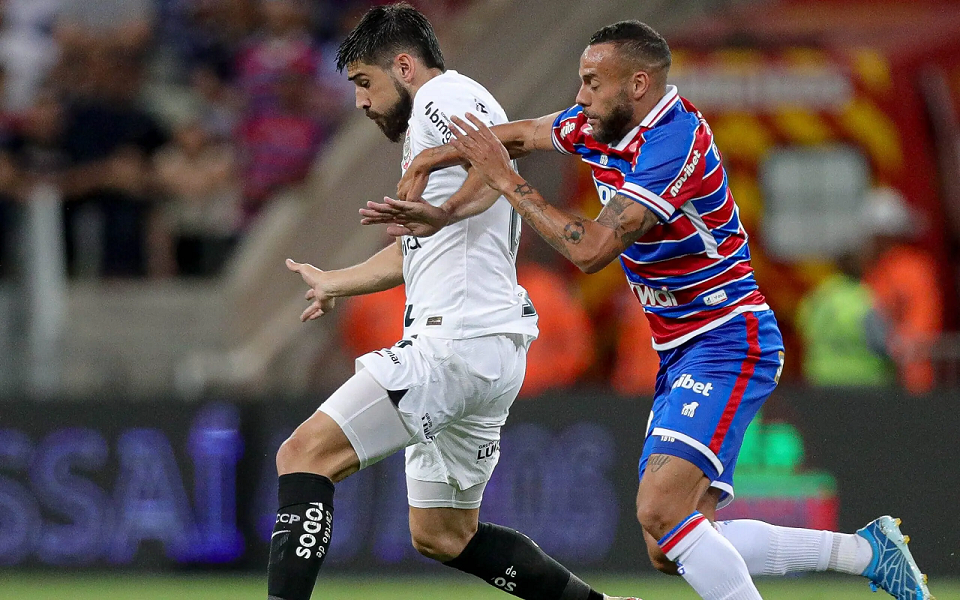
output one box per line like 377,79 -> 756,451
552,86 -> 769,350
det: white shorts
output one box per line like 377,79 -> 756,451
318,334 -> 527,509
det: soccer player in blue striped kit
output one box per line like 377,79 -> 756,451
367,19 -> 934,600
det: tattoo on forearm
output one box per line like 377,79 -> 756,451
514,183 -> 535,197
563,221 -> 585,244
509,181 -> 576,260
649,455 -> 672,473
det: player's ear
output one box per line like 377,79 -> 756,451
631,70 -> 650,101
394,53 -> 417,84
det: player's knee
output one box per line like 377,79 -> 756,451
636,493 -> 684,540
275,433 -> 307,476
646,542 -> 680,575
410,528 -> 471,563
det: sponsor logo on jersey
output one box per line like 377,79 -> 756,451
681,401 -> 699,417
560,120 -> 576,138
475,99 -> 488,114
421,413 -> 435,440
384,349 -> 401,365
631,283 -> 679,307
672,373 -> 713,396
401,235 -> 423,256
476,440 -> 500,461
424,101 -> 453,143
426,316 -> 443,326
593,179 -> 618,205
599,154 -> 609,166
703,289 -> 727,306
404,305 -> 415,328
668,149 -> 701,197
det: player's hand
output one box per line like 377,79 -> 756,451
397,157 -> 430,202
449,114 -> 514,193
285,258 -> 336,321
359,196 -> 449,237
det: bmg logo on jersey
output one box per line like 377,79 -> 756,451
631,283 -> 678,307
672,373 -> 713,396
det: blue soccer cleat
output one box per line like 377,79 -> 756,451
858,516 -> 933,600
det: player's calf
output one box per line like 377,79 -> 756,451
409,506 -> 478,562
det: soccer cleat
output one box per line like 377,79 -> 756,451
857,516 -> 933,600
604,597 -> 642,600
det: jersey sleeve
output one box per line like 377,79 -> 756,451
619,121 -> 707,221
551,105 -> 587,155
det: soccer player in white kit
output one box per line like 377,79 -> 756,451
266,5 -> 638,600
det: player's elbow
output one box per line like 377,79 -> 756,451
576,250 -> 616,274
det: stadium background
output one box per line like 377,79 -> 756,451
1,0 -> 959,598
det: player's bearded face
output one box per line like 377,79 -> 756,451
366,77 -> 413,143
590,88 -> 634,145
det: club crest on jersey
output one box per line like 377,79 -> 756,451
668,149 -> 701,197
402,130 -> 412,170
631,283 -> 678,307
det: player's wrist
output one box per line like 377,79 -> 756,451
498,171 -> 527,195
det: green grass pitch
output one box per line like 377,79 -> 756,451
3,574 -> 958,600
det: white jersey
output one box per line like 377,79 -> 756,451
399,70 -> 538,341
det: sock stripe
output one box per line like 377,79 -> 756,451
659,512 -> 707,554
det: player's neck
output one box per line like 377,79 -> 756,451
408,67 -> 446,98
631,85 -> 669,130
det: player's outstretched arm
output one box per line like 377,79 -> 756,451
285,240 -> 404,321
397,111 -> 562,203
359,168 -> 501,237
449,114 -> 659,273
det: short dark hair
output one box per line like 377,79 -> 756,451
336,2 -> 445,73
589,20 -> 671,78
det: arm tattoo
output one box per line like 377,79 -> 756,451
563,221 -> 585,244
596,195 -> 660,250
648,455 -> 672,473
514,183 -> 535,197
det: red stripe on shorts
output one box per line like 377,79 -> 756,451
708,312 -> 761,453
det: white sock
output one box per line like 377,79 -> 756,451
660,513 -> 762,600
715,519 -> 874,576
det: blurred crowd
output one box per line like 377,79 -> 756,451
0,0 -> 464,279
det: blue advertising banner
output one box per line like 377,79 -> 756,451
1,388 -> 956,575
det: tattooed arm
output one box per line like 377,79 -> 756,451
448,113 -> 659,273
505,182 -> 658,273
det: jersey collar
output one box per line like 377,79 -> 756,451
609,85 -> 680,152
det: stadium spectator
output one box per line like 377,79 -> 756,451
0,88 -> 68,278
153,118 -> 240,277
517,258 -> 595,398
795,266 -> 894,387
860,186 -> 943,394
0,0 -> 61,111
235,0 -> 319,116
236,62 -> 325,226
58,52 -> 167,277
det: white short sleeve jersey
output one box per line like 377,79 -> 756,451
399,70 -> 538,341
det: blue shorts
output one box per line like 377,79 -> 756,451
638,310 -> 784,508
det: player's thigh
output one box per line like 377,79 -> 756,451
406,335 -> 525,492
279,368 -> 416,480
